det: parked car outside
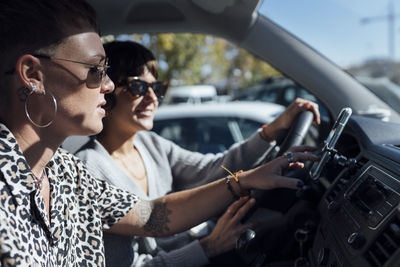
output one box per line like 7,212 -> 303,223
162,84 -> 217,105
152,101 -> 284,153
233,76 -> 331,121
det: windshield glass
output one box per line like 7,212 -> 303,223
260,0 -> 400,114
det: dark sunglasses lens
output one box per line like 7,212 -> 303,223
86,67 -> 102,88
129,81 -> 148,96
152,82 -> 168,98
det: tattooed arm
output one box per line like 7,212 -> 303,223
109,178 -> 233,237
109,151 -> 317,237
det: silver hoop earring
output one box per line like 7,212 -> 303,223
25,88 -> 57,128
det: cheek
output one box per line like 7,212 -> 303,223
56,87 -> 99,118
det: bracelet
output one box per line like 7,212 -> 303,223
221,165 -> 250,197
224,176 -> 240,200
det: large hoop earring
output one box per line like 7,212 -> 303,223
24,85 -> 57,128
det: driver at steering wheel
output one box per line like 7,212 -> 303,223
75,40 -> 321,267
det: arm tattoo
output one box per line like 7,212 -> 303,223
143,199 -> 172,236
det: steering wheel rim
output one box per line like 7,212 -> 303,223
276,110 -> 314,157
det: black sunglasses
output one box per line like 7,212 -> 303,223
122,76 -> 168,99
4,54 -> 110,89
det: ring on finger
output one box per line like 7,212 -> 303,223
283,151 -> 295,164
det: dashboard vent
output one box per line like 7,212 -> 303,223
326,177 -> 348,203
356,157 -> 368,170
325,157 -> 369,204
364,216 -> 400,267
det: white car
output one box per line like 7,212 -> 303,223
153,101 -> 284,153
162,84 -> 218,105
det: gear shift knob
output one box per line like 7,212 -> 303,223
236,229 -> 256,251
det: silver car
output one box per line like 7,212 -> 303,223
153,101 -> 284,153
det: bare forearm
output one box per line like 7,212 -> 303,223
110,178 -> 234,237
109,151 -> 312,237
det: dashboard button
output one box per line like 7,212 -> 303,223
347,232 -> 366,249
368,212 -> 383,227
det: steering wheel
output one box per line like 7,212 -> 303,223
263,110 -> 314,164
276,111 -> 315,156
238,108 -> 353,265
245,111 -> 315,214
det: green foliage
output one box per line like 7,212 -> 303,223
109,33 -> 281,93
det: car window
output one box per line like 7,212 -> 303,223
170,97 -> 190,104
236,118 -> 264,140
259,89 -> 279,103
283,87 -> 296,105
153,117 -> 263,153
259,1 -> 399,117
234,77 -> 329,120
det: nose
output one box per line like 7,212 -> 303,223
144,87 -> 158,103
101,74 -> 115,94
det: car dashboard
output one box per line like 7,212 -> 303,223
309,115 -> 400,267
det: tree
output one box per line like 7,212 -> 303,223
110,33 -> 281,94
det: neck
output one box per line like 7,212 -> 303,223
98,124 -> 138,156
12,123 -> 63,176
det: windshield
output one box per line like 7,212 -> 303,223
260,0 -> 400,114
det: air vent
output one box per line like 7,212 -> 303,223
364,217 -> 400,267
326,177 -> 348,203
325,157 -> 369,204
356,157 -> 368,170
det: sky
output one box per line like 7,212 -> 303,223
260,0 -> 399,67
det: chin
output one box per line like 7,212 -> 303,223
80,121 -> 104,136
142,122 -> 154,131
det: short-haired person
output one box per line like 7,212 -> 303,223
0,0 -> 318,266
75,41 -> 320,267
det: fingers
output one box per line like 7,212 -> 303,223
224,196 -> 250,217
273,175 -> 304,190
288,162 -> 304,169
292,98 -> 320,125
279,151 -> 319,167
288,145 -> 318,153
231,197 -> 256,223
225,197 -> 255,217
303,100 -> 320,125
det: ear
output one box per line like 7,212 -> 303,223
15,54 -> 45,94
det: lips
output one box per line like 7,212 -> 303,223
97,100 -> 107,116
135,108 -> 153,117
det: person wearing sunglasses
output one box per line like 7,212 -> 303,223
75,41 -> 320,267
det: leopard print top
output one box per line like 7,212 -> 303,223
0,124 -> 139,266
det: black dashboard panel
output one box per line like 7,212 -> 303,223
309,116 -> 400,267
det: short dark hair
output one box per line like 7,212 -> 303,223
105,41 -> 158,82
0,0 -> 99,75
103,41 -> 159,110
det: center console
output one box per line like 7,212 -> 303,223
310,163 -> 400,267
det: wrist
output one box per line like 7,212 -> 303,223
237,171 -> 251,191
260,123 -> 276,142
229,174 -> 250,197
221,166 -> 250,198
199,236 -> 216,258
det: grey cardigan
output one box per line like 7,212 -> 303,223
75,130 -> 274,267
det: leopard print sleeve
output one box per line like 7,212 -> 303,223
67,149 -> 139,230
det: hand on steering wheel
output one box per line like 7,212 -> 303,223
262,98 -> 320,143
